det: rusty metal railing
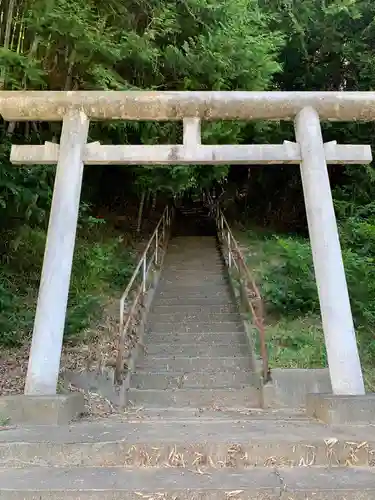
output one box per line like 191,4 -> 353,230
115,206 -> 172,384
215,207 -> 270,383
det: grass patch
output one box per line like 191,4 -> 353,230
236,225 -> 375,391
0,220 -> 136,348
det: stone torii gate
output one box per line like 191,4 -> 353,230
3,91 -> 374,406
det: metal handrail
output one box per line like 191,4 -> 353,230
115,206 -> 172,383
215,206 -> 270,384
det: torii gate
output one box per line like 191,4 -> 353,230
4,91 -> 374,399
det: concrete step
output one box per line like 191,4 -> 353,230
0,420 -> 373,468
2,467 -> 375,498
149,322 -> 243,334
146,332 -> 247,344
155,286 -> 231,301
112,407 -> 309,421
158,278 -> 228,287
165,254 -> 220,259
131,370 -> 258,389
162,261 -> 223,269
148,312 -> 241,323
151,304 -> 238,314
163,261 -> 223,268
160,274 -> 226,283
137,356 -> 252,372
167,241 -> 218,246
154,297 -> 232,306
161,268 -> 224,275
142,343 -> 249,357
127,387 -> 261,408
167,246 -> 219,252
165,250 -> 220,257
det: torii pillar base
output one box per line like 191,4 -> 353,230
307,393 -> 375,425
0,393 -> 85,425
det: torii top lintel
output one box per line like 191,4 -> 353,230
2,91 -> 375,122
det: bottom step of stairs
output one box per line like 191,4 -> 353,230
127,387 -> 262,407
1,467 -> 375,499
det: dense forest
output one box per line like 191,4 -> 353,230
0,0 -> 374,386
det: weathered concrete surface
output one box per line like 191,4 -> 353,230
279,467 -> 375,499
24,111 -> 90,395
295,107 -> 365,396
131,370 -> 258,390
268,368 -> 332,408
0,419 -> 374,468
111,407 -> 309,421
64,369 -> 124,405
11,142 -> 373,166
149,310 -> 239,324
137,356 -> 253,372
146,331 -> 247,344
0,467 -> 281,499
151,303 -> 238,314
149,321 -> 244,334
1,466 -> 375,499
307,393 -> 375,424
0,393 -> 84,424
128,387 -> 262,408
155,296 -> 231,306
4,90 -> 375,121
142,343 -> 250,357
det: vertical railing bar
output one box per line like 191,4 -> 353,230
142,255 -> 147,293
228,230 -> 232,268
155,228 -> 159,265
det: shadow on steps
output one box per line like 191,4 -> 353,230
172,201 -> 216,237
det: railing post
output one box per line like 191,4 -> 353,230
142,256 -> 147,293
155,229 -> 159,265
24,111 -> 89,396
295,106 -> 365,395
227,231 -> 232,268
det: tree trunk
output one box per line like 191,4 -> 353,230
151,192 -> 157,211
136,191 -> 146,233
1,0 -> 17,88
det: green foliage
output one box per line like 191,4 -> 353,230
258,229 -> 375,329
266,317 -> 327,369
0,222 -> 135,347
240,219 -> 375,389
261,237 -> 319,316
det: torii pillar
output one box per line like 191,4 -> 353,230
24,111 -> 89,395
295,107 -> 365,395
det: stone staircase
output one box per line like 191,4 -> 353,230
1,233 -> 375,497
128,235 -> 262,409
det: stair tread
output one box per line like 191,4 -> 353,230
145,334 -> 247,344
132,370 -> 254,376
137,356 -> 252,371
128,387 -> 261,408
6,417 -> 357,444
149,324 -> 244,334
1,466 -> 375,494
131,370 -> 258,389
